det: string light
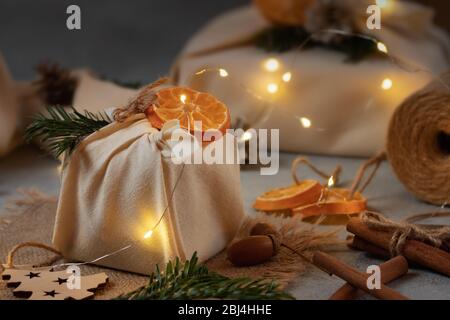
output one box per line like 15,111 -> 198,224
184,30 -> 450,147
240,130 -> 253,142
195,69 -> 207,76
219,68 -> 229,77
299,117 -> 312,128
264,58 -> 280,72
187,30 -> 449,135
143,230 -> 154,239
381,78 -> 393,90
282,72 -> 292,83
377,42 -> 388,54
327,176 -> 335,188
50,162 -> 188,270
52,27 -> 450,270
142,163 -> 186,240
266,83 -> 279,94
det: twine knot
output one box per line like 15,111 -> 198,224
113,77 -> 170,122
148,119 -> 185,158
361,211 -> 450,256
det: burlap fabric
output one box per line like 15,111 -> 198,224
0,190 -> 147,299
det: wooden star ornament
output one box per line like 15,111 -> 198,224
1,266 -> 108,300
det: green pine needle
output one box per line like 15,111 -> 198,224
26,106 -> 112,157
116,252 -> 294,300
255,26 -> 381,62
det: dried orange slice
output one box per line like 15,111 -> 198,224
145,87 -> 230,134
253,180 -> 322,212
292,188 -> 367,219
254,0 -> 316,26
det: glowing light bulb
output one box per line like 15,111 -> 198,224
180,94 -> 187,104
299,117 -> 312,128
381,78 -> 393,90
195,69 -> 207,75
264,58 -> 280,72
266,83 -> 279,94
241,131 -> 253,142
327,176 -> 335,188
144,230 -> 153,239
282,72 -> 292,82
377,42 -> 388,54
219,68 -> 228,77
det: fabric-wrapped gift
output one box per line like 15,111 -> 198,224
172,2 -> 450,156
52,88 -> 246,275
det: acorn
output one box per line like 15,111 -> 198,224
250,222 -> 279,237
227,223 -> 281,267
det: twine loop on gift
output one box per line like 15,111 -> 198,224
148,119 -> 184,156
361,211 -> 450,256
4,242 -> 62,270
291,157 -> 342,206
349,151 -> 387,199
113,77 -> 170,122
2,240 -> 133,272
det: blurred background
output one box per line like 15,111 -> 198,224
1,0 -> 448,83
1,0 -> 247,82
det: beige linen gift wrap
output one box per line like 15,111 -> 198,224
52,114 -> 245,275
173,4 -> 450,156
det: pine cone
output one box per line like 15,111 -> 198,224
34,62 -> 77,106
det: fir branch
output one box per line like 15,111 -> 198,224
116,252 -> 294,300
255,26 -> 381,62
256,26 -> 314,53
26,106 -> 112,157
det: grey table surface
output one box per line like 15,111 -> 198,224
1,0 -> 449,300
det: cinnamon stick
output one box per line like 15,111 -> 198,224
348,235 -> 390,258
347,217 -> 450,276
329,255 -> 408,300
313,251 -> 409,300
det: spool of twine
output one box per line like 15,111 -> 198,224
387,73 -> 450,205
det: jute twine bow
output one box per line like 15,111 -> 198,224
291,157 -> 342,186
113,77 -> 170,122
291,157 -> 342,205
361,211 -> 450,256
291,152 -> 385,202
